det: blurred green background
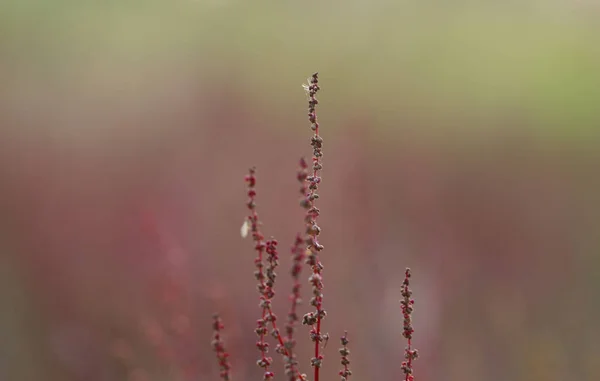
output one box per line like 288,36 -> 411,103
1,1 -> 599,381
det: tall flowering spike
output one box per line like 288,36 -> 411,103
245,167 -> 274,378
338,332 -> 352,381
400,268 -> 419,381
299,72 -> 327,381
245,168 -> 303,381
211,314 -> 232,381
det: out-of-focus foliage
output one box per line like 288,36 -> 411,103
2,1 -> 600,137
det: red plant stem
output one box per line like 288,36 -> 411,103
405,338 -> 412,381
301,72 -> 326,381
246,168 -> 303,381
246,168 -> 274,379
311,77 -> 324,381
310,75 -> 324,381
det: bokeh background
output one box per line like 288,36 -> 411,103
1,1 -> 600,381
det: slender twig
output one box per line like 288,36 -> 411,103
246,168 -> 275,380
338,331 -> 352,381
245,168 -> 303,381
211,314 -> 232,381
300,72 -> 327,381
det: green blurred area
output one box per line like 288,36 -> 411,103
2,1 -> 600,139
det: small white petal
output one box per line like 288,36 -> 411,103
240,219 -> 250,238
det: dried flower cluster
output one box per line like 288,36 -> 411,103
338,332 -> 351,381
212,73 -> 418,381
401,268 -> 419,381
245,168 -> 297,380
211,314 -> 232,381
283,232 -> 306,380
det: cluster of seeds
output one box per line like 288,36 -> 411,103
338,332 -> 352,381
400,268 -> 418,381
211,314 -> 232,381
